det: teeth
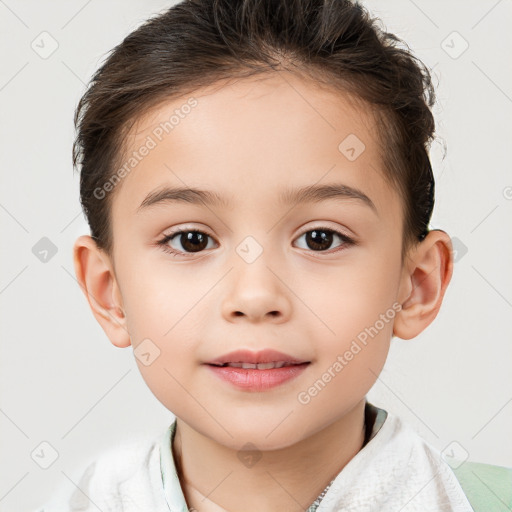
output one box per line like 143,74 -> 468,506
223,361 -> 291,369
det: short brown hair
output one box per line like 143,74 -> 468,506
73,0 -> 437,263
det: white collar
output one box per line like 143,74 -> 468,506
158,402 -> 473,511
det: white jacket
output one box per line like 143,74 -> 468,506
34,402 -> 474,512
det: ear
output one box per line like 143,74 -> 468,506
393,229 -> 454,340
73,235 -> 131,348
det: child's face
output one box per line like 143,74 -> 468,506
103,72 -> 410,450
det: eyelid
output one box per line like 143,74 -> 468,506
296,221 -> 354,238
162,223 -> 215,237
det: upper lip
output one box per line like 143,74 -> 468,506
205,349 -> 309,365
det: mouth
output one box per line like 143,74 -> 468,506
204,349 -> 311,391
208,361 -> 308,369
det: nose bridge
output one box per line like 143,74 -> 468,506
223,196 -> 294,264
232,231 -> 280,289
227,206 -> 281,267
221,229 -> 291,321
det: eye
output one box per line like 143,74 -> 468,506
294,226 -> 355,254
156,225 -> 355,258
157,229 -> 217,257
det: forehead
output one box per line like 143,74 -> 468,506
112,72 -> 401,224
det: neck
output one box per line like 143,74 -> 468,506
172,399 -> 367,512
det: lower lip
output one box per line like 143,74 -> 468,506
205,363 -> 310,391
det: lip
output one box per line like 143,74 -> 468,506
205,348 -> 309,365
204,348 -> 310,391
206,363 -> 310,391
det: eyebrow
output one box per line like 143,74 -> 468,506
137,183 -> 378,215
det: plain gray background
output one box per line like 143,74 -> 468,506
1,1 -> 511,511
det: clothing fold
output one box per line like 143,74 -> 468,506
33,401 -> 474,512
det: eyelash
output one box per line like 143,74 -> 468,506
156,226 -> 356,258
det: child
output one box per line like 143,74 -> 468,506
34,0 -> 500,510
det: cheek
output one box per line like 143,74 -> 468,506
300,252 -> 401,340
118,259 -> 209,397
120,257 -> 205,337
122,283 -> 200,413
297,250 -> 399,393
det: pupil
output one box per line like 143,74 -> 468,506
307,230 -> 332,251
182,232 -> 208,252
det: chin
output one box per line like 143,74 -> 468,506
207,417 -> 311,452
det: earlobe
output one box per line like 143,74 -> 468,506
393,230 -> 454,340
72,235 -> 132,348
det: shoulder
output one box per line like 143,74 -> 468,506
379,409 -> 511,511
85,433 -> 160,485
368,408 -> 474,509
451,460 -> 512,512
33,431 -> 169,512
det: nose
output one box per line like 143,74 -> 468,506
220,257 -> 291,324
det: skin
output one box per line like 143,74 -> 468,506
73,71 -> 453,512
